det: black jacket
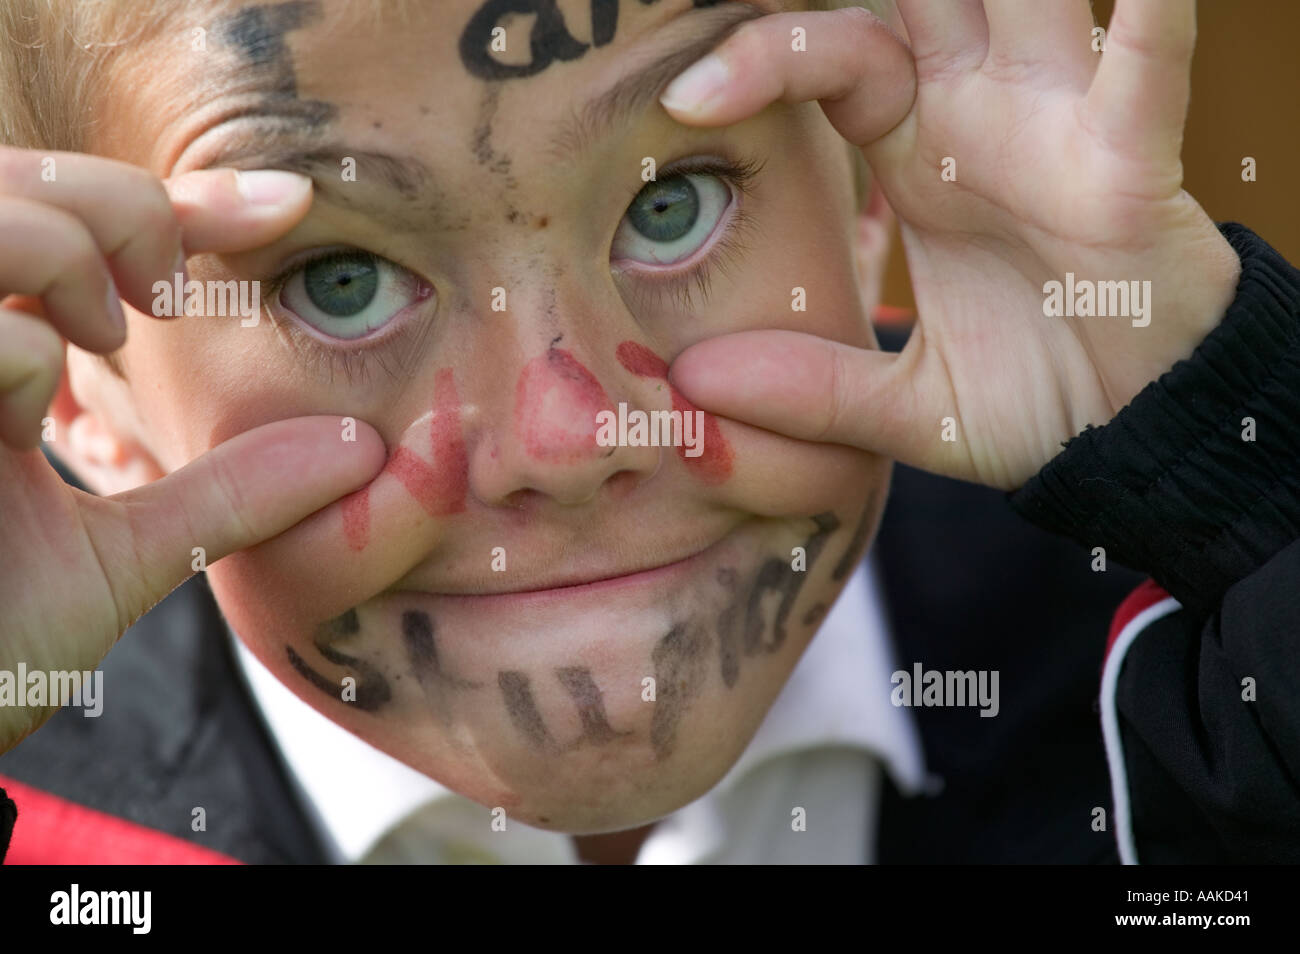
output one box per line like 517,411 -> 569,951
0,224 -> 1294,864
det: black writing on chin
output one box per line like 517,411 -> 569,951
287,608 -> 393,712
713,511 -> 841,690
459,0 -> 725,80
499,666 -> 631,750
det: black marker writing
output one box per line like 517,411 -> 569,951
499,670 -> 554,747
215,1 -> 337,128
287,608 -> 392,712
555,666 -> 628,746
401,610 -> 481,693
649,622 -> 709,759
459,0 -> 723,80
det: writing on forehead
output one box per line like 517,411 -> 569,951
460,0 -> 725,80
218,1 -> 320,92
214,0 -> 336,128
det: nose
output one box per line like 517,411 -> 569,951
471,343 -> 661,509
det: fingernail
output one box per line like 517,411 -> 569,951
106,279 -> 126,333
660,54 -> 730,113
235,169 -> 311,206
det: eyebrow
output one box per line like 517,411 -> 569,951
193,113 -> 439,230
551,1 -> 766,160
194,1 -> 767,218
206,137 -> 430,200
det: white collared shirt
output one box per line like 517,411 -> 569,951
231,558 -> 924,864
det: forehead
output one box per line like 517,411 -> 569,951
125,0 -> 786,179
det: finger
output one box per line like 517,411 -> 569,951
104,416 -> 385,630
983,0 -> 1097,82
669,329 -> 925,460
0,147 -> 184,314
894,0 -> 987,70
164,169 -> 313,255
0,306 -> 64,449
0,197 -> 125,352
659,8 -> 916,147
1087,0 -> 1196,164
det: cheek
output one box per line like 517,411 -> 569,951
615,340 -> 734,484
342,368 -> 469,551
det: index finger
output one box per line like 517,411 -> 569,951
659,8 -> 916,148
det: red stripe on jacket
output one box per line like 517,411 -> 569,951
1105,579 -> 1173,660
0,775 -> 241,865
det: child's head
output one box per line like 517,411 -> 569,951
4,0 -> 894,831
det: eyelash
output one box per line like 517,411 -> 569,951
259,248 -> 431,385
255,152 -> 766,380
615,154 -> 765,313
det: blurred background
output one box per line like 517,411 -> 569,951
881,0 -> 1300,309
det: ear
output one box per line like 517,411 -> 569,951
51,345 -> 166,497
854,177 -> 895,313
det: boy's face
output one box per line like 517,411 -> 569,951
85,0 -> 889,832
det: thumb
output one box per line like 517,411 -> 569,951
100,415 -> 385,629
669,329 -> 934,461
164,169 -> 314,256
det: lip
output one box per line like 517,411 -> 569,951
425,531 -> 734,609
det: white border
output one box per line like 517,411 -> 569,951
1100,596 -> 1181,865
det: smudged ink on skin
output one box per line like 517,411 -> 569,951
401,610 -> 481,692
215,1 -> 337,128
501,666 -> 630,750
714,512 -> 840,688
499,671 -> 554,748
554,667 -> 630,746
459,0 -> 725,80
287,608 -> 392,711
831,489 -> 880,581
471,85 -> 513,179
714,567 -> 742,688
801,603 -> 828,626
649,622 -> 709,760
616,340 -> 734,483
743,511 -> 839,654
516,347 -> 611,462
342,489 -> 369,551
387,368 -> 471,516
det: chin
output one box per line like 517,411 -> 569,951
211,486 -> 885,832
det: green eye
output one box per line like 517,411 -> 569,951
626,176 -> 700,243
613,172 -> 732,267
303,252 -> 380,316
278,250 -> 427,341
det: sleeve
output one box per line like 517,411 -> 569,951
1009,223 -> 1300,862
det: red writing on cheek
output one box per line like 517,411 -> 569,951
516,348 -> 611,462
615,340 -> 734,484
339,369 -> 470,549
390,368 -> 470,515
342,489 -> 370,551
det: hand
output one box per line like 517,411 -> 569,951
661,0 -> 1242,489
0,150 -> 385,752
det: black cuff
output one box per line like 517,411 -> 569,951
1010,224 -> 1300,620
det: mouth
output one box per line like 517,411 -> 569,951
423,529 -> 738,609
